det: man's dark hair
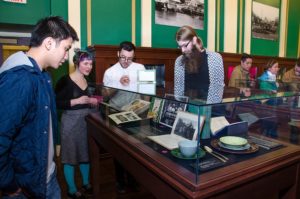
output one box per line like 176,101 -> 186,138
296,57 -> 300,67
241,53 -> 252,62
119,41 -> 135,52
29,16 -> 79,47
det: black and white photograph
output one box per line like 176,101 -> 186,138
251,1 -> 279,40
172,111 -> 204,140
108,111 -> 142,125
155,0 -> 205,30
159,94 -> 189,127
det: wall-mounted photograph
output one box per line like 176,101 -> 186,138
155,0 -> 204,30
251,1 -> 279,41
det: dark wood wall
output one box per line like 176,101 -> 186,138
90,45 -> 297,86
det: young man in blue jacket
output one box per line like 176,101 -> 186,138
0,16 -> 78,198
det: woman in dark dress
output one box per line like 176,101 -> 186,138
55,49 -> 98,199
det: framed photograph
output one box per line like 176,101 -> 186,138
121,99 -> 150,115
147,97 -> 163,122
147,111 -> 205,150
155,0 -> 205,30
172,111 -> 205,140
108,111 -> 141,125
251,1 -> 279,40
159,94 -> 189,128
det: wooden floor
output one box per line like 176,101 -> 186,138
56,155 -> 156,199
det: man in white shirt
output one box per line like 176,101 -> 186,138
103,41 -> 145,91
102,41 -> 144,193
103,41 -> 145,110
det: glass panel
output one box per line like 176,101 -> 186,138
90,82 -> 300,184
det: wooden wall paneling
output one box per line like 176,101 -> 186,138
90,45 -> 297,86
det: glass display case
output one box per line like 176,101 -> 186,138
87,82 -> 300,198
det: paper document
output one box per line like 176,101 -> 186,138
147,134 -> 189,150
210,116 -> 230,136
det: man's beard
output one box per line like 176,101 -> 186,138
182,45 -> 202,74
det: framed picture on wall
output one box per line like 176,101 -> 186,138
251,1 -> 280,40
155,0 -> 205,30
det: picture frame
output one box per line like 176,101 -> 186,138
172,111 -> 205,140
159,94 -> 189,128
137,69 -> 156,82
147,111 -> 205,150
251,1 -> 280,41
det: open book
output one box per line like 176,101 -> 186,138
148,111 -> 205,150
210,116 -> 230,136
237,112 -> 259,126
121,99 -> 150,115
108,111 -> 142,125
210,116 -> 248,137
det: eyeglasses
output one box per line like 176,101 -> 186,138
178,40 -> 191,49
119,56 -> 134,62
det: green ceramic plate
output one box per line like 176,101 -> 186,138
171,148 -> 206,160
219,136 -> 248,147
218,142 -> 251,151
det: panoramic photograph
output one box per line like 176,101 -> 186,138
155,0 -> 205,30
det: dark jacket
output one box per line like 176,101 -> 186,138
0,51 -> 58,198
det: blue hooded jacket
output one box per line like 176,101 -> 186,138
0,51 -> 58,198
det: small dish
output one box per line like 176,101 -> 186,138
219,136 -> 248,147
171,148 -> 205,160
218,142 -> 250,151
211,139 -> 259,154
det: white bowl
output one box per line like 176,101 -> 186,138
178,140 -> 198,157
219,136 -> 248,147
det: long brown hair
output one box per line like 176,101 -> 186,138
264,59 -> 278,71
176,26 -> 204,73
175,25 -> 203,50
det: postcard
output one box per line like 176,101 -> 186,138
147,97 -> 163,122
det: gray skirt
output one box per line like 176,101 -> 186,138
60,108 -> 97,165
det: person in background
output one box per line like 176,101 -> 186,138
0,16 -> 78,198
174,25 -> 224,104
102,41 -> 145,110
55,49 -> 98,199
174,25 -> 225,139
282,58 -> 300,91
102,41 -> 144,194
258,59 -> 280,92
258,59 -> 281,138
228,53 -> 254,87
228,53 -> 254,97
